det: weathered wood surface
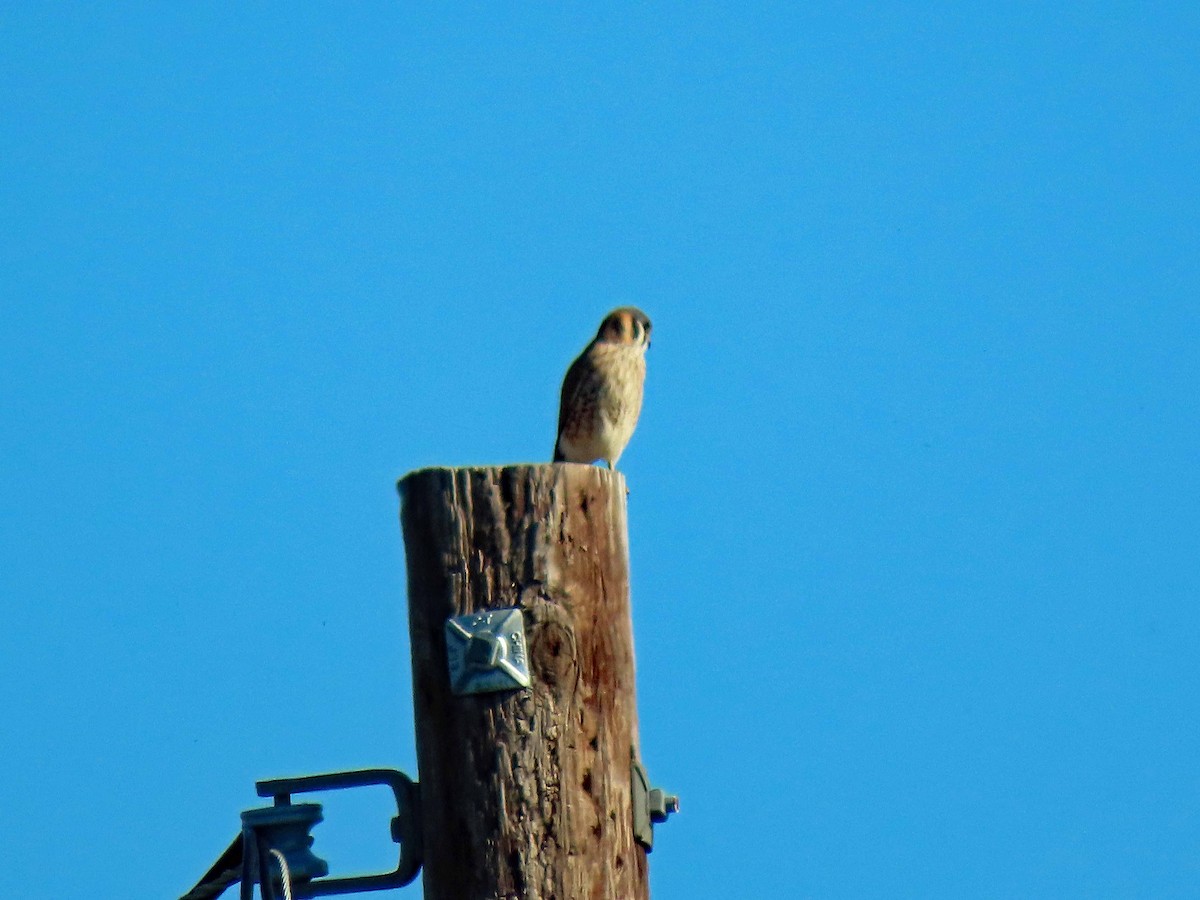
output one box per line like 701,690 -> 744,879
398,464 -> 648,900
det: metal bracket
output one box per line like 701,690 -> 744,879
181,768 -> 422,900
254,768 -> 422,896
444,607 -> 531,696
631,758 -> 679,852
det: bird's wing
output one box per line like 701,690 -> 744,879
554,347 -> 592,457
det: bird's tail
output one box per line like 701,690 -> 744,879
553,443 -> 566,462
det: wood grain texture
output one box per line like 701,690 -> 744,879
398,464 -> 648,900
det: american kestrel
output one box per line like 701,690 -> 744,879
553,307 -> 652,469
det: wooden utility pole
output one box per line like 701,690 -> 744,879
398,464 -> 649,900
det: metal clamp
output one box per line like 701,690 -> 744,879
254,768 -> 422,895
631,758 -> 679,852
181,769 -> 422,900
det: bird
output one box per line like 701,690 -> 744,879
553,307 -> 652,469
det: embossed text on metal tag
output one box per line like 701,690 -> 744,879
444,607 -> 531,696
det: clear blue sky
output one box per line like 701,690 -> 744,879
2,4 -> 1197,898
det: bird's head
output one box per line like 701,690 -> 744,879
596,307 -> 652,350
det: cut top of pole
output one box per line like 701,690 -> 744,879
398,464 -> 649,900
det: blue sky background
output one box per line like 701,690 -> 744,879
2,4 -> 1197,898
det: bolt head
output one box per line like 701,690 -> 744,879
465,631 -> 506,670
